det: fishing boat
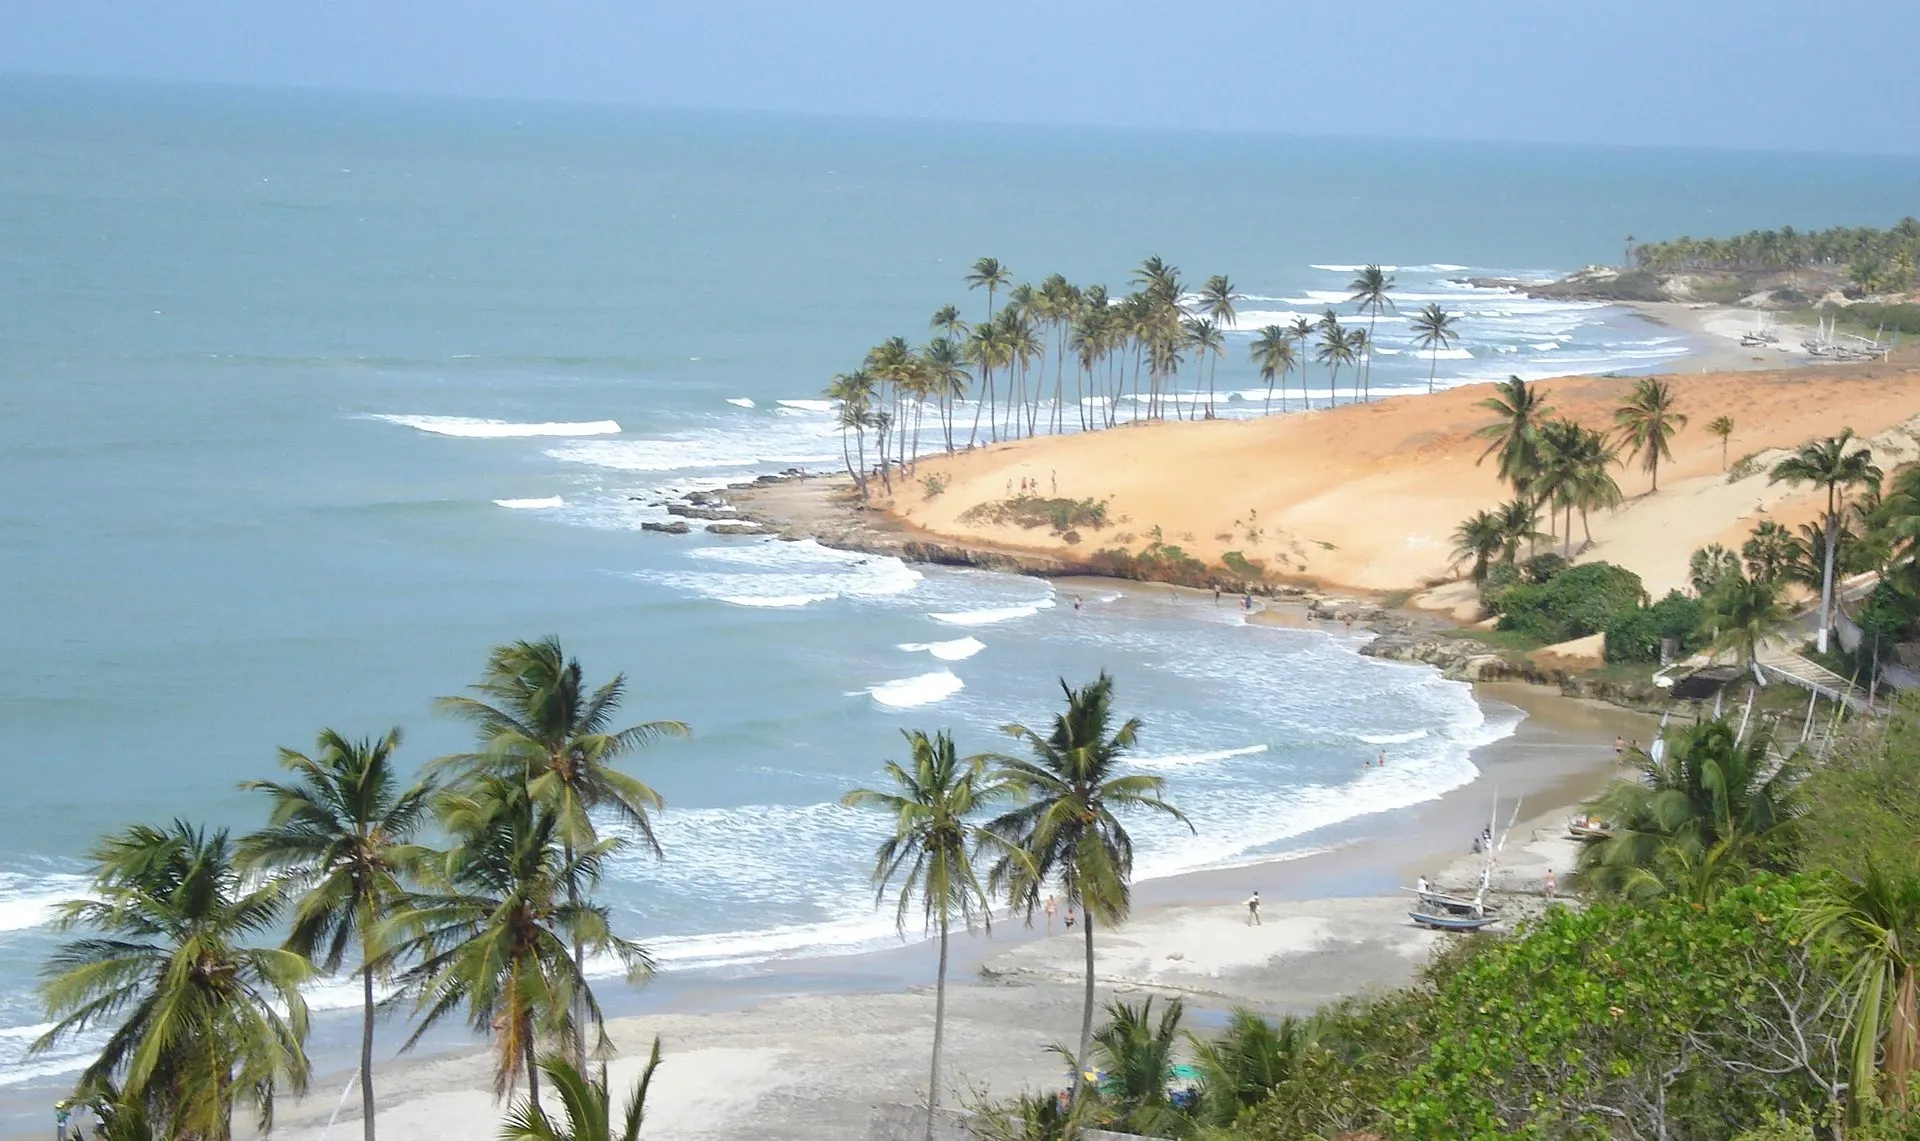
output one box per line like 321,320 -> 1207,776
1408,906 -> 1499,932
1402,794 -> 1519,933
1567,816 -> 1614,842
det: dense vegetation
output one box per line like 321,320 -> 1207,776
1630,219 -> 1920,295
974,699 -> 1920,1140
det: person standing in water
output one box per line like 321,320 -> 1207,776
1245,891 -> 1262,926
1064,905 -> 1075,931
1045,894 -> 1058,932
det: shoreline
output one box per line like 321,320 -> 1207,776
235,672 -> 1650,1141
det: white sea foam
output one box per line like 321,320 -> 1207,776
1310,264 -> 1398,273
867,670 -> 965,708
650,539 -> 922,608
369,414 -> 621,438
493,496 -> 563,510
898,636 -> 986,661
726,397 -> 756,408
0,874 -> 88,933
1357,729 -> 1429,745
776,398 -> 835,412
929,599 -> 1054,626
1530,341 -> 1561,351
1131,744 -> 1269,770
548,430 -> 839,473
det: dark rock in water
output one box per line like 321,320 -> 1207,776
705,522 -> 767,535
642,520 -> 692,535
666,503 -> 735,520
684,490 -> 724,505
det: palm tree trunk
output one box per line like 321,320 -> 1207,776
361,961 -> 377,1141
926,917 -> 950,1141
1819,514 -> 1838,655
567,845 -> 587,1067
1428,349 -> 1439,395
1891,966 -> 1918,1105
1071,908 -> 1096,1106
524,1011 -> 542,1115
1365,314 -> 1377,401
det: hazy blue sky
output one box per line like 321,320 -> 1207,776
5,0 -> 1917,154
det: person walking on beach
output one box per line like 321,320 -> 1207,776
1545,868 -> 1558,899
1245,891 -> 1262,926
1613,735 -> 1624,758
1045,894 -> 1058,932
1073,595 -> 1082,611
1064,905 -> 1075,931
1213,585 -> 1222,604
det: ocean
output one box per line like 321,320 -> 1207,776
3,74 -> 1919,1088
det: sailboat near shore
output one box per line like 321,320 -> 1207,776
1404,792 -> 1522,932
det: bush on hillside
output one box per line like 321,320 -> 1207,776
1522,553 -> 1569,584
1495,562 -> 1647,644
1604,590 -> 1706,663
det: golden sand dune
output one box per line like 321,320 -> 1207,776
886,364 -> 1920,607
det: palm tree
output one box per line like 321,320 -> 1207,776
1451,510 -> 1506,584
239,729 -> 434,1141
1576,719 -> 1804,900
1564,424 -> 1623,548
1799,861 -> 1920,1110
1699,570 -> 1789,669
1770,430 -> 1884,654
34,822 -> 311,1141
1707,415 -> 1735,470
965,258 -> 1011,326
500,1041 -> 663,1141
842,731 -> 1011,1140
827,370 -> 876,496
1187,1009 -> 1315,1129
1343,328 -> 1369,406
1742,519 -> 1805,587
1313,313 -> 1352,407
1248,326 -> 1296,415
1613,376 -> 1688,493
1474,376 -> 1553,497
923,337 -> 970,454
435,639 -> 687,1066
1496,497 -> 1547,565
1348,265 -> 1395,401
985,674 -> 1190,1106
1287,316 -> 1316,410
964,322 -> 1005,447
1087,996 -> 1187,1138
1184,318 -> 1226,419
1409,303 -> 1459,395
397,779 -> 649,1112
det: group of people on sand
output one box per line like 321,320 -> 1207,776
1044,894 -> 1075,932
1006,471 -> 1058,496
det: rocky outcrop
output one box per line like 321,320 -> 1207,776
705,521 -> 767,535
666,503 -> 736,520
1363,631 -> 1671,710
641,520 -> 691,534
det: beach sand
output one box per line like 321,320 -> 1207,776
252,682 -> 1649,1141
876,360 -> 1920,601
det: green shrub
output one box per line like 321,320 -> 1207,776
920,472 -> 949,499
1604,590 -> 1705,663
1479,561 -> 1523,614
1858,579 -> 1920,643
1221,550 -> 1264,581
959,495 -> 1108,536
1522,553 -> 1569,584
1728,452 -> 1762,482
1496,561 -> 1646,644
1824,300 -> 1920,336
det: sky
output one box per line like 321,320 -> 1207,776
4,0 -> 1918,155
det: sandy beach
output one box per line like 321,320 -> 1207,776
243,681 -> 1648,1141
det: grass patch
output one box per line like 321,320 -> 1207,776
1380,588 -> 1415,609
1453,627 -> 1547,653
959,494 -> 1109,537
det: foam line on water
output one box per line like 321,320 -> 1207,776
898,637 -> 986,661
493,496 -> 563,510
369,414 -> 622,438
1357,729 -> 1429,745
929,599 -> 1054,626
867,670 -> 965,708
726,397 -> 755,408
1131,744 -> 1269,770
0,874 -> 89,933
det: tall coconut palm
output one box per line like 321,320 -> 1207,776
1088,996 -> 1187,1139
843,731 -> 1012,1140
1707,415 -> 1735,470
500,1042 -> 663,1141
1287,316 -> 1316,410
1699,570 -> 1789,669
985,674 -> 1190,1106
1343,327 -> 1369,407
1563,424 -> 1624,548
239,729 -> 434,1141
1451,510 -> 1506,584
435,638 -> 687,1066
964,322 -> 1005,447
965,259 -> 1011,326
1799,861 -> 1920,1111
1770,429 -> 1884,654
1248,326 -> 1297,415
1313,313 -> 1352,408
1742,519 -> 1805,587
1197,274 -> 1237,415
1576,719 -> 1804,900
34,822 -> 312,1141
1347,265 -> 1395,401
923,337 -> 970,454
1184,318 -> 1226,419
1613,376 -> 1688,493
1474,376 -> 1554,497
397,778 -> 648,1112
827,370 -> 877,496
1409,303 -> 1459,395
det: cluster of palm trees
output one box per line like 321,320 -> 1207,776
1630,218 -> 1920,287
34,638 -> 686,1141
1450,375 -> 1690,578
842,673 -> 1187,1137
824,260 -> 1461,497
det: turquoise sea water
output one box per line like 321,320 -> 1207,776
3,74 -> 1919,1085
